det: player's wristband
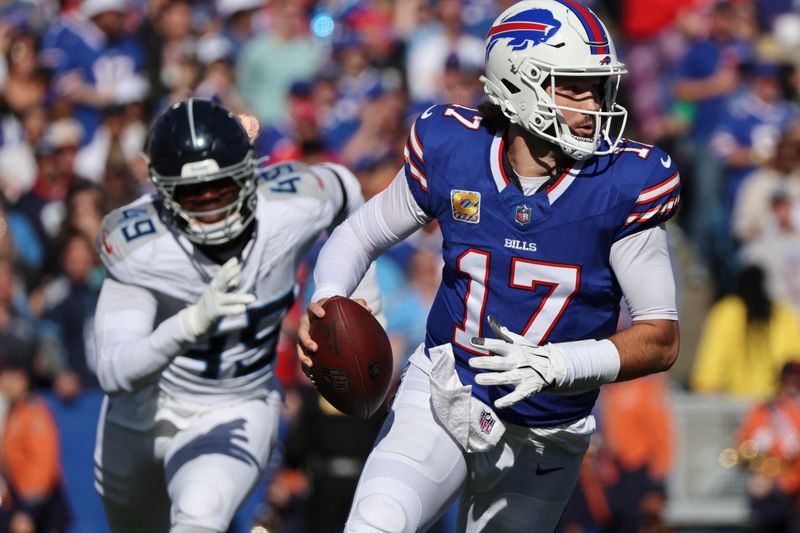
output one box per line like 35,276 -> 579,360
549,338 -> 620,395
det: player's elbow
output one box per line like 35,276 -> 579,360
655,322 -> 680,372
635,319 -> 680,373
658,342 -> 680,372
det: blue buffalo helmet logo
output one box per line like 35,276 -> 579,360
599,55 -> 611,65
487,9 -> 562,54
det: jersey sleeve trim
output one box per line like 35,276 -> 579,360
409,120 -> 424,163
625,197 -> 680,226
404,146 -> 428,191
403,113 -> 429,192
623,173 -> 681,229
634,171 -> 680,205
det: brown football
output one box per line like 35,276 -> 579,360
306,296 -> 393,420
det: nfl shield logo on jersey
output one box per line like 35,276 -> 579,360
479,410 -> 496,434
451,190 -> 481,224
515,204 -> 531,226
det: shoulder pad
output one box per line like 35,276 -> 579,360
97,197 -> 168,273
612,138 -> 657,162
613,141 -> 681,239
403,104 -> 490,215
257,160 -> 327,203
404,103 -> 485,189
410,103 -> 485,149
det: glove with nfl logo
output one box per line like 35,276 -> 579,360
182,257 -> 256,337
468,316 -> 567,409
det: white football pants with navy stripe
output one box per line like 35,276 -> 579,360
345,348 -> 591,533
93,385 -> 282,533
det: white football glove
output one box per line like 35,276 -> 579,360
181,257 -> 256,337
468,316 -> 566,409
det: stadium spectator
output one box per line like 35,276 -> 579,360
673,0 -> 753,279
136,0 -> 196,110
732,122 -> 800,243
737,360 -> 800,532
741,189 -> 800,314
0,347 -> 71,533
379,246 -> 442,367
707,59 -> 798,291
0,115 -> 37,208
404,0 -> 484,106
673,1 -> 754,144
39,0 -> 148,145
342,153 -> 391,203
323,32 -> 394,153
74,101 -> 147,186
339,84 -> 405,171
0,34 -> 45,205
3,201 -> 43,292
0,255 -> 67,395
39,230 -> 101,391
711,61 -> 797,210
617,0 -> 694,142
254,80 -> 324,162
692,264 -> 800,399
237,0 -> 322,123
1,30 -> 47,116
60,179 -> 106,247
12,120 -> 84,276
154,49 -> 201,114
437,52 -> 485,108
217,0 -> 264,57
593,375 -> 675,533
99,158 -> 139,212
195,34 -> 251,115
344,5 -> 400,71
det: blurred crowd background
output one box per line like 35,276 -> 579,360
2,0 -> 800,531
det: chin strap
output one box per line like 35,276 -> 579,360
558,132 -> 600,161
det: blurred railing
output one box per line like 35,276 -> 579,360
665,390 -> 755,529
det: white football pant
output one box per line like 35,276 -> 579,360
94,388 -> 282,532
345,359 -> 590,533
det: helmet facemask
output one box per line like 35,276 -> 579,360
151,152 -> 258,246
482,61 -> 628,160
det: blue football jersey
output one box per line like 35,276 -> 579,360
404,104 -> 680,427
40,16 -> 145,143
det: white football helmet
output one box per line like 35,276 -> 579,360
481,0 -> 628,160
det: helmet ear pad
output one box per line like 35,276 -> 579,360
481,62 -> 559,138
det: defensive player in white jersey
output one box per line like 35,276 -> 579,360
90,98 -> 381,533
299,1 -> 680,532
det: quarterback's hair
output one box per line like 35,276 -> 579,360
477,100 -> 509,134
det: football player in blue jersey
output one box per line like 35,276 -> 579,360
298,1 -> 681,532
